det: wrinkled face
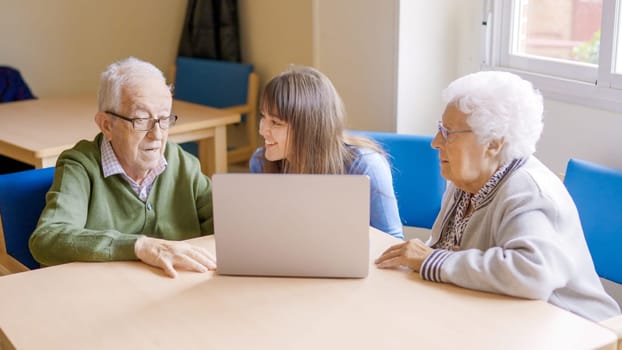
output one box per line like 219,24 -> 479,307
258,111 -> 291,161
431,104 -> 501,194
98,78 -> 172,182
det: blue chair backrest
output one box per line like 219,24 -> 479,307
0,66 -> 36,174
174,56 -> 253,108
350,131 -> 445,229
0,66 -> 35,103
174,57 -> 254,156
564,158 -> 622,283
0,167 -> 55,269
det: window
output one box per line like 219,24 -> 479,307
483,0 -> 622,112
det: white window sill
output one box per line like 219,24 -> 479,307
482,65 -> 622,113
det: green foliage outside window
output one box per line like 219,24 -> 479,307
571,30 -> 600,64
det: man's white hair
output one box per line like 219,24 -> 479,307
97,57 -> 169,113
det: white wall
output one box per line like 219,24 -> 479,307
397,1 -> 476,135
538,99 -> 622,174
0,1 -> 187,97
315,0 -> 399,132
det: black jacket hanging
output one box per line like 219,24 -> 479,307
178,0 -> 241,62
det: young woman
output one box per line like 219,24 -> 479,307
249,66 -> 403,239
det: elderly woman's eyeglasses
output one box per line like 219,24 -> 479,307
437,121 -> 472,140
105,111 -> 178,131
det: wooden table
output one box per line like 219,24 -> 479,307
0,228 -> 616,350
0,96 -> 240,175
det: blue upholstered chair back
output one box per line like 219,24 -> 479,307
174,56 -> 253,108
564,158 -> 622,284
173,57 -> 257,160
0,66 -> 35,103
0,167 -> 54,270
0,66 -> 36,174
349,131 -> 445,229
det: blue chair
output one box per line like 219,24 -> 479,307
0,66 -> 35,102
173,56 -> 259,164
0,66 -> 36,174
564,158 -> 622,284
349,131 -> 445,229
0,167 -> 54,274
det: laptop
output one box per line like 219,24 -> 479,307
212,173 -> 370,278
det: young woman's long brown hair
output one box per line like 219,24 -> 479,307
260,66 -> 382,174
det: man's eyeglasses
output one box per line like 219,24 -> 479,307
437,121 -> 472,140
105,111 -> 178,131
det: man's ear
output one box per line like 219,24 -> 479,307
95,112 -> 113,141
487,137 -> 505,157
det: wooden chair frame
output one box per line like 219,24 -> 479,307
223,71 -> 259,164
0,216 -> 29,275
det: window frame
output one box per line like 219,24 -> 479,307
483,0 -> 622,113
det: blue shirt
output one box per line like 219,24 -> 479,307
249,147 -> 404,240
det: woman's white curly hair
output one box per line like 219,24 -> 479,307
442,71 -> 544,162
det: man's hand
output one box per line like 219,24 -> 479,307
134,236 -> 217,278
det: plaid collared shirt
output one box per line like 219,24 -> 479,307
100,138 -> 167,202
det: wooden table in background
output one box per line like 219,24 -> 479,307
0,228 -> 616,349
0,96 -> 240,175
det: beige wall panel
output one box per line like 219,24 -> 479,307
0,0 -> 187,97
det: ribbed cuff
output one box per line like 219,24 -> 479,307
110,235 -> 141,260
420,249 -> 452,282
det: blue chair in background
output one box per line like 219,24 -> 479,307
349,131 -> 445,229
564,158 -> 622,336
563,158 -> 622,285
0,66 -> 36,174
0,66 -> 35,103
173,57 -> 259,164
0,167 -> 54,274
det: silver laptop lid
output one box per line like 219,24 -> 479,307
213,173 -> 370,278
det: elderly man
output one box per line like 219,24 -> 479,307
29,57 -> 216,278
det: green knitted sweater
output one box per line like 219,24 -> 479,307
29,133 -> 213,265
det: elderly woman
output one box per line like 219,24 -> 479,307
375,71 -> 620,321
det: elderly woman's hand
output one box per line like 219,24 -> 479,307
375,239 -> 433,272
134,236 -> 217,278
